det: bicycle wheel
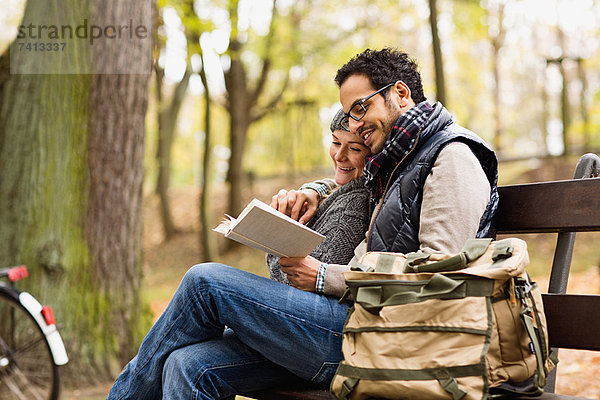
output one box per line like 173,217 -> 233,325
0,289 -> 59,400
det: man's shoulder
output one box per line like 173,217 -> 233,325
435,121 -> 482,144
438,141 -> 479,160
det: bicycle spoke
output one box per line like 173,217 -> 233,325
12,336 -> 47,356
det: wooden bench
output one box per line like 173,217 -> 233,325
246,153 -> 600,400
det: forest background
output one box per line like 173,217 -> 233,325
1,0 -> 600,398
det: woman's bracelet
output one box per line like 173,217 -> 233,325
299,182 -> 329,201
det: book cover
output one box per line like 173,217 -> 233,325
213,198 -> 325,258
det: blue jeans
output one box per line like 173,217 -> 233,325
106,263 -> 349,400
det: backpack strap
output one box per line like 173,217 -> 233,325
403,238 -> 492,273
352,275 -> 494,314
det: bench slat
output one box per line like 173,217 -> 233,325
542,293 -> 600,351
496,178 -> 600,233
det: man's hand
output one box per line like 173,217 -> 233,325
270,188 -> 319,224
279,255 -> 320,291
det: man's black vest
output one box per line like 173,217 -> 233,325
367,105 -> 498,253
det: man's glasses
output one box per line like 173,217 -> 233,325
345,82 -> 395,122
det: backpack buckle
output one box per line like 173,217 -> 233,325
514,278 -> 532,308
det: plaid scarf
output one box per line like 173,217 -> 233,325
363,101 -> 434,204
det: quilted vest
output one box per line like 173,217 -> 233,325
367,105 -> 498,253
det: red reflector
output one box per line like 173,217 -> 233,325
42,306 -> 56,326
8,266 -> 28,282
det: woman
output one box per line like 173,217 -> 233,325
106,110 -> 371,400
267,108 -> 371,288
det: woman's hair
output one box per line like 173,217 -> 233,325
334,48 -> 426,104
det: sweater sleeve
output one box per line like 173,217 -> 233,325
419,142 -> 491,254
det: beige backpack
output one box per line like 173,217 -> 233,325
330,238 -> 555,400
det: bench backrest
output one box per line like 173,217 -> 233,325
496,178 -> 600,234
493,154 -> 600,393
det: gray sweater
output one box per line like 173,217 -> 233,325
266,176 -> 370,285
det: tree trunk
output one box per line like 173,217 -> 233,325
428,0 -> 447,107
0,0 -> 152,383
199,51 -> 216,261
541,76 -> 550,155
557,29 -> 570,155
558,60 -> 570,155
226,117 -> 250,219
489,2 -> 505,156
155,64 -> 191,241
224,38 -> 251,219
576,59 -> 590,152
222,0 -> 283,227
223,0 -> 246,231
492,55 -> 502,153
216,0 -> 289,239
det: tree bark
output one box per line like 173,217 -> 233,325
428,0 -> 447,107
0,0 -> 152,382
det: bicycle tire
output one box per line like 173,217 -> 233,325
0,287 -> 60,400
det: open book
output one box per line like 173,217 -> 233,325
213,198 -> 325,258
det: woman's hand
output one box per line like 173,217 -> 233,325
270,188 -> 319,224
279,255 -> 320,291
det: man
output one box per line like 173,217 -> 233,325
276,48 -> 498,297
106,48 -> 497,399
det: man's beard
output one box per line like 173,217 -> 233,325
382,97 -> 403,142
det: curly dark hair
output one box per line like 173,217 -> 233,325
334,48 -> 426,104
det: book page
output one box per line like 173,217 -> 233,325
213,215 -> 236,235
214,198 -> 324,258
242,198 -> 315,230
